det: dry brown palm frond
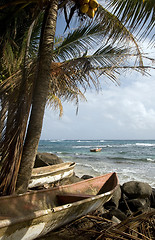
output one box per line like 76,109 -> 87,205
52,210 -> 155,240
47,94 -> 64,117
0,78 -> 34,195
0,4 -> 40,194
50,60 -> 101,94
48,62 -> 88,115
0,61 -> 36,195
96,210 -> 155,240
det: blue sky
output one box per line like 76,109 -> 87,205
41,4 -> 155,140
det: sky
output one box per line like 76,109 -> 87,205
41,6 -> 155,140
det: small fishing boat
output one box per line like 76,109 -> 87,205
0,172 -> 118,240
29,162 -> 76,188
90,148 -> 102,152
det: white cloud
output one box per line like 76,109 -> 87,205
41,67 -> 155,140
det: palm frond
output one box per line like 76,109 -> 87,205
0,10 -> 39,195
28,12 -> 44,58
54,6 -> 144,67
47,94 -> 64,117
107,0 -> 155,41
0,77 -> 33,195
53,21 -> 106,61
59,210 -> 155,240
49,42 -> 154,101
96,5 -> 144,65
0,64 -> 36,195
49,62 -> 87,104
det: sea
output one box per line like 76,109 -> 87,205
38,139 -> 155,187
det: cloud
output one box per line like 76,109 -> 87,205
41,68 -> 155,140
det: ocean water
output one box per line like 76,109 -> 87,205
38,140 -> 155,187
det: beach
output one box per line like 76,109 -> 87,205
38,139 -> 155,187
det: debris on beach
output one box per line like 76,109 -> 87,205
38,209 -> 155,240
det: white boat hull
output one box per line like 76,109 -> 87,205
29,162 -> 75,188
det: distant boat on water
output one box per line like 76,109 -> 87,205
90,148 -> 102,152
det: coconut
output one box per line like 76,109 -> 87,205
87,8 -> 95,18
89,0 -> 98,9
79,0 -> 90,5
80,4 -> 89,13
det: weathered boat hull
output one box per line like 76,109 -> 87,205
29,162 -> 76,188
0,172 -> 118,240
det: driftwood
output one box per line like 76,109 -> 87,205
38,209 -> 155,240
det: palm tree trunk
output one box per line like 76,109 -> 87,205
16,0 -> 58,193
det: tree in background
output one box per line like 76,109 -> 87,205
0,0 -> 154,195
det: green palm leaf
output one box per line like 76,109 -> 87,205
54,5 -> 144,66
107,0 -> 155,41
53,43 -> 148,89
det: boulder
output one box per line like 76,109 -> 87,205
110,208 -> 127,221
81,175 -> 93,180
118,198 -> 129,213
104,184 -> 122,209
34,152 -> 63,168
126,198 -> 150,212
150,188 -> 155,208
122,181 -> 152,199
111,216 -> 121,224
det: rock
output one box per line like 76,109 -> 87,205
34,152 -> 63,168
111,216 -> 121,224
101,211 -> 113,220
150,188 -> 155,208
110,209 -> 127,221
126,198 -> 150,212
118,199 -> 129,213
81,175 -> 93,180
118,194 -> 133,215
122,181 -> 152,199
101,208 -> 127,222
104,184 -> 121,209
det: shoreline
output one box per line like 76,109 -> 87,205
38,139 -> 155,188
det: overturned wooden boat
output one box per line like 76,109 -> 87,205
90,148 -> 102,152
29,162 -> 76,188
0,172 -> 118,240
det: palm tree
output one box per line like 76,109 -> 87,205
0,0 -> 154,195
0,0 -> 59,194
0,2 -> 41,194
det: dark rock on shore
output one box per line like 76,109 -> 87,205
104,180 -> 154,221
126,198 -> 150,212
110,208 -> 127,221
122,181 -> 152,199
81,175 -> 93,180
151,188 -> 155,208
104,184 -> 121,209
34,152 -> 63,168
